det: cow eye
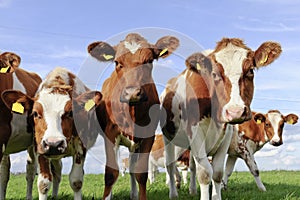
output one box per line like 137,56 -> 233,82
66,111 -> 73,118
212,71 -> 221,82
265,122 -> 270,128
32,111 -> 41,119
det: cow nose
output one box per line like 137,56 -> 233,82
42,137 -> 66,155
270,140 -> 282,147
225,106 -> 248,123
120,86 -> 147,105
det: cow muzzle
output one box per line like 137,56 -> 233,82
225,106 -> 251,124
120,86 -> 148,106
42,137 -> 67,155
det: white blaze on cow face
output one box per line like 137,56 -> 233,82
35,89 -> 70,155
267,111 -> 283,145
124,41 -> 141,54
214,43 -> 249,123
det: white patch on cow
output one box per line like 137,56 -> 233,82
12,73 -> 26,92
37,174 -> 51,199
37,90 -> 70,143
124,41 -> 141,54
215,43 -> 248,121
267,112 -> 282,143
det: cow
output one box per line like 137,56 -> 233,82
223,110 -> 298,191
2,67 -> 102,200
87,33 -> 179,200
0,52 -> 42,200
160,38 -> 282,200
148,134 -> 190,187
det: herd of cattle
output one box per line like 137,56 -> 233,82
0,33 -> 298,200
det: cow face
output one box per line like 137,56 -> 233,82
88,33 -> 179,106
254,110 -> 298,146
1,90 -> 102,156
0,52 -> 21,74
209,38 -> 282,124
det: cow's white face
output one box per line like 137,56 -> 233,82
213,43 -> 253,123
33,90 -> 73,155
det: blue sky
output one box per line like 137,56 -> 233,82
1,0 -> 300,174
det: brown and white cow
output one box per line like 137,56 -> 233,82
148,134 -> 190,188
224,110 -> 298,191
160,38 -> 282,200
0,52 -> 42,200
87,33 -> 179,200
2,67 -> 102,200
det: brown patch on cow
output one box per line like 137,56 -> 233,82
151,135 -> 165,161
33,102 -> 47,154
177,150 -> 190,167
214,38 -> 251,53
38,155 -> 52,181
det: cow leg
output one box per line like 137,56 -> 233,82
129,152 -> 138,200
50,159 -> 62,198
174,166 -> 181,189
133,136 -> 154,200
211,125 -> 233,200
26,146 -> 36,200
103,140 -> 119,200
36,155 -> 52,200
222,155 -> 237,190
163,137 -> 178,199
0,155 -> 10,200
189,153 -> 197,195
69,151 -> 86,200
148,158 -> 157,184
241,152 -> 266,191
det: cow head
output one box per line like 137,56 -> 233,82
1,89 -> 102,156
206,38 -> 281,124
0,52 -> 21,74
88,33 -> 179,106
254,110 -> 298,146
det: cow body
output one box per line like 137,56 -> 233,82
148,134 -> 190,187
224,110 -> 298,191
161,38 -> 281,200
2,67 -> 102,200
87,33 -> 179,200
0,52 -> 42,200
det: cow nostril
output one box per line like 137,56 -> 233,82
42,140 -> 50,151
57,140 -> 65,152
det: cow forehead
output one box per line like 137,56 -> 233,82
37,90 -> 70,116
267,112 -> 283,126
116,40 -> 153,61
214,43 -> 249,78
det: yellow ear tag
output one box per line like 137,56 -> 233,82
256,119 -> 262,124
196,63 -> 201,70
260,55 -> 268,64
159,48 -> 168,57
12,102 -> 24,114
0,66 -> 10,73
287,119 -> 294,125
102,54 -> 114,60
84,99 -> 95,112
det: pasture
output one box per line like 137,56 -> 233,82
5,171 -> 300,199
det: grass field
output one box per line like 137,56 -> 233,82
5,170 -> 300,200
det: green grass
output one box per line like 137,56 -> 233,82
5,171 -> 300,199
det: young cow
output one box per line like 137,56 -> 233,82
148,134 -> 190,188
160,38 -> 282,200
2,67 -> 102,200
87,33 -> 179,200
224,110 -> 298,191
0,52 -> 41,200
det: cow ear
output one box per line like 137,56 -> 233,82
285,113 -> 298,125
75,91 -> 103,112
154,36 -> 179,59
185,52 -> 212,74
88,42 -> 115,62
1,90 -> 33,115
0,52 -> 21,73
254,113 -> 266,124
254,42 -> 282,68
